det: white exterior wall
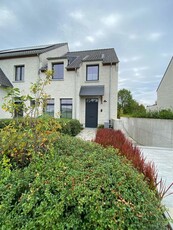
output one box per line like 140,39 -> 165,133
0,87 -> 12,118
40,44 -> 68,67
0,56 -> 39,96
157,58 -> 173,110
74,61 -> 118,126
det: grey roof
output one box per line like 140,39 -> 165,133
79,85 -> 104,96
0,43 -> 67,59
0,68 -> 13,87
61,48 -> 119,69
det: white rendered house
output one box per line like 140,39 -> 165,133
0,43 -> 119,127
156,57 -> 173,110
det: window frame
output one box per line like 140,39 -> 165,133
86,64 -> 99,81
44,98 -> 55,117
15,65 -> 25,82
52,62 -> 64,80
60,98 -> 72,119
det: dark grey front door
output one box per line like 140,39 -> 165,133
85,99 -> 98,128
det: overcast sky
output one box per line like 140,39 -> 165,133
0,0 -> 173,105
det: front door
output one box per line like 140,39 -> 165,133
85,98 -> 98,128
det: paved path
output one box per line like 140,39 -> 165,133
76,128 -> 173,226
138,146 -> 173,226
76,128 -> 97,141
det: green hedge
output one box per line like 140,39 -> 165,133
0,118 -> 12,128
0,117 -> 82,136
0,136 -> 167,229
57,118 -> 82,136
131,109 -> 173,119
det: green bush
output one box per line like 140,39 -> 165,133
0,116 -> 61,168
0,118 -> 12,128
0,136 -> 167,229
58,118 -> 82,136
131,108 -> 173,119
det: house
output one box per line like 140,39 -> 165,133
156,57 -> 173,110
0,43 -> 119,127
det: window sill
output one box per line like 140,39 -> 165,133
51,79 -> 64,81
13,81 -> 25,83
85,80 -> 99,83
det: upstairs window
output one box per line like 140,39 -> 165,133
15,65 -> 24,81
60,99 -> 72,119
52,63 -> 64,80
86,65 -> 99,81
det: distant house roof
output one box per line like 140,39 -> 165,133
0,43 -> 67,59
79,85 -> 104,96
48,48 -> 119,69
0,68 -> 13,87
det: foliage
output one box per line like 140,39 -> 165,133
0,118 -> 13,129
58,118 -> 82,136
0,116 -> 61,168
97,124 -> 104,129
132,108 -> 173,119
118,89 -> 146,117
0,136 -> 167,229
2,70 -> 53,118
94,128 -> 173,199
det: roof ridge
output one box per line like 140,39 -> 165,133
68,47 -> 114,54
0,42 -> 68,54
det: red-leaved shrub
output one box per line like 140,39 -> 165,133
94,128 -> 172,199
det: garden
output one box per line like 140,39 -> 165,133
0,116 -> 171,229
0,73 -> 171,229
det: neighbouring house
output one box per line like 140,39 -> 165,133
0,43 -> 119,127
147,56 -> 173,111
156,57 -> 173,110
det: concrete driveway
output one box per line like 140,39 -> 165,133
138,145 -> 173,226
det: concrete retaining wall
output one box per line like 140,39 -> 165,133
113,118 -> 173,148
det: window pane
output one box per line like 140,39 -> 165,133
45,98 -> 54,117
60,99 -> 72,119
15,66 -> 24,81
52,63 -> 64,80
87,65 -> 99,81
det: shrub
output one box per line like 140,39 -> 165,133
0,118 -> 12,129
131,108 -> 173,119
0,136 -> 167,229
0,116 -> 61,168
58,118 -> 82,136
94,129 -> 161,193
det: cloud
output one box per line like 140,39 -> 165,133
86,36 -> 95,43
128,34 -> 138,40
0,7 -> 17,28
121,56 -> 142,63
101,14 -> 122,27
147,32 -> 163,41
69,10 -> 84,20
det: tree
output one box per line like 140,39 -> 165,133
118,88 -> 146,117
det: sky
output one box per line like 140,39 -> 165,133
0,0 -> 173,106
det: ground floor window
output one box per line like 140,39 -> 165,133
14,98 -> 23,118
44,98 -> 54,117
60,98 -> 72,119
